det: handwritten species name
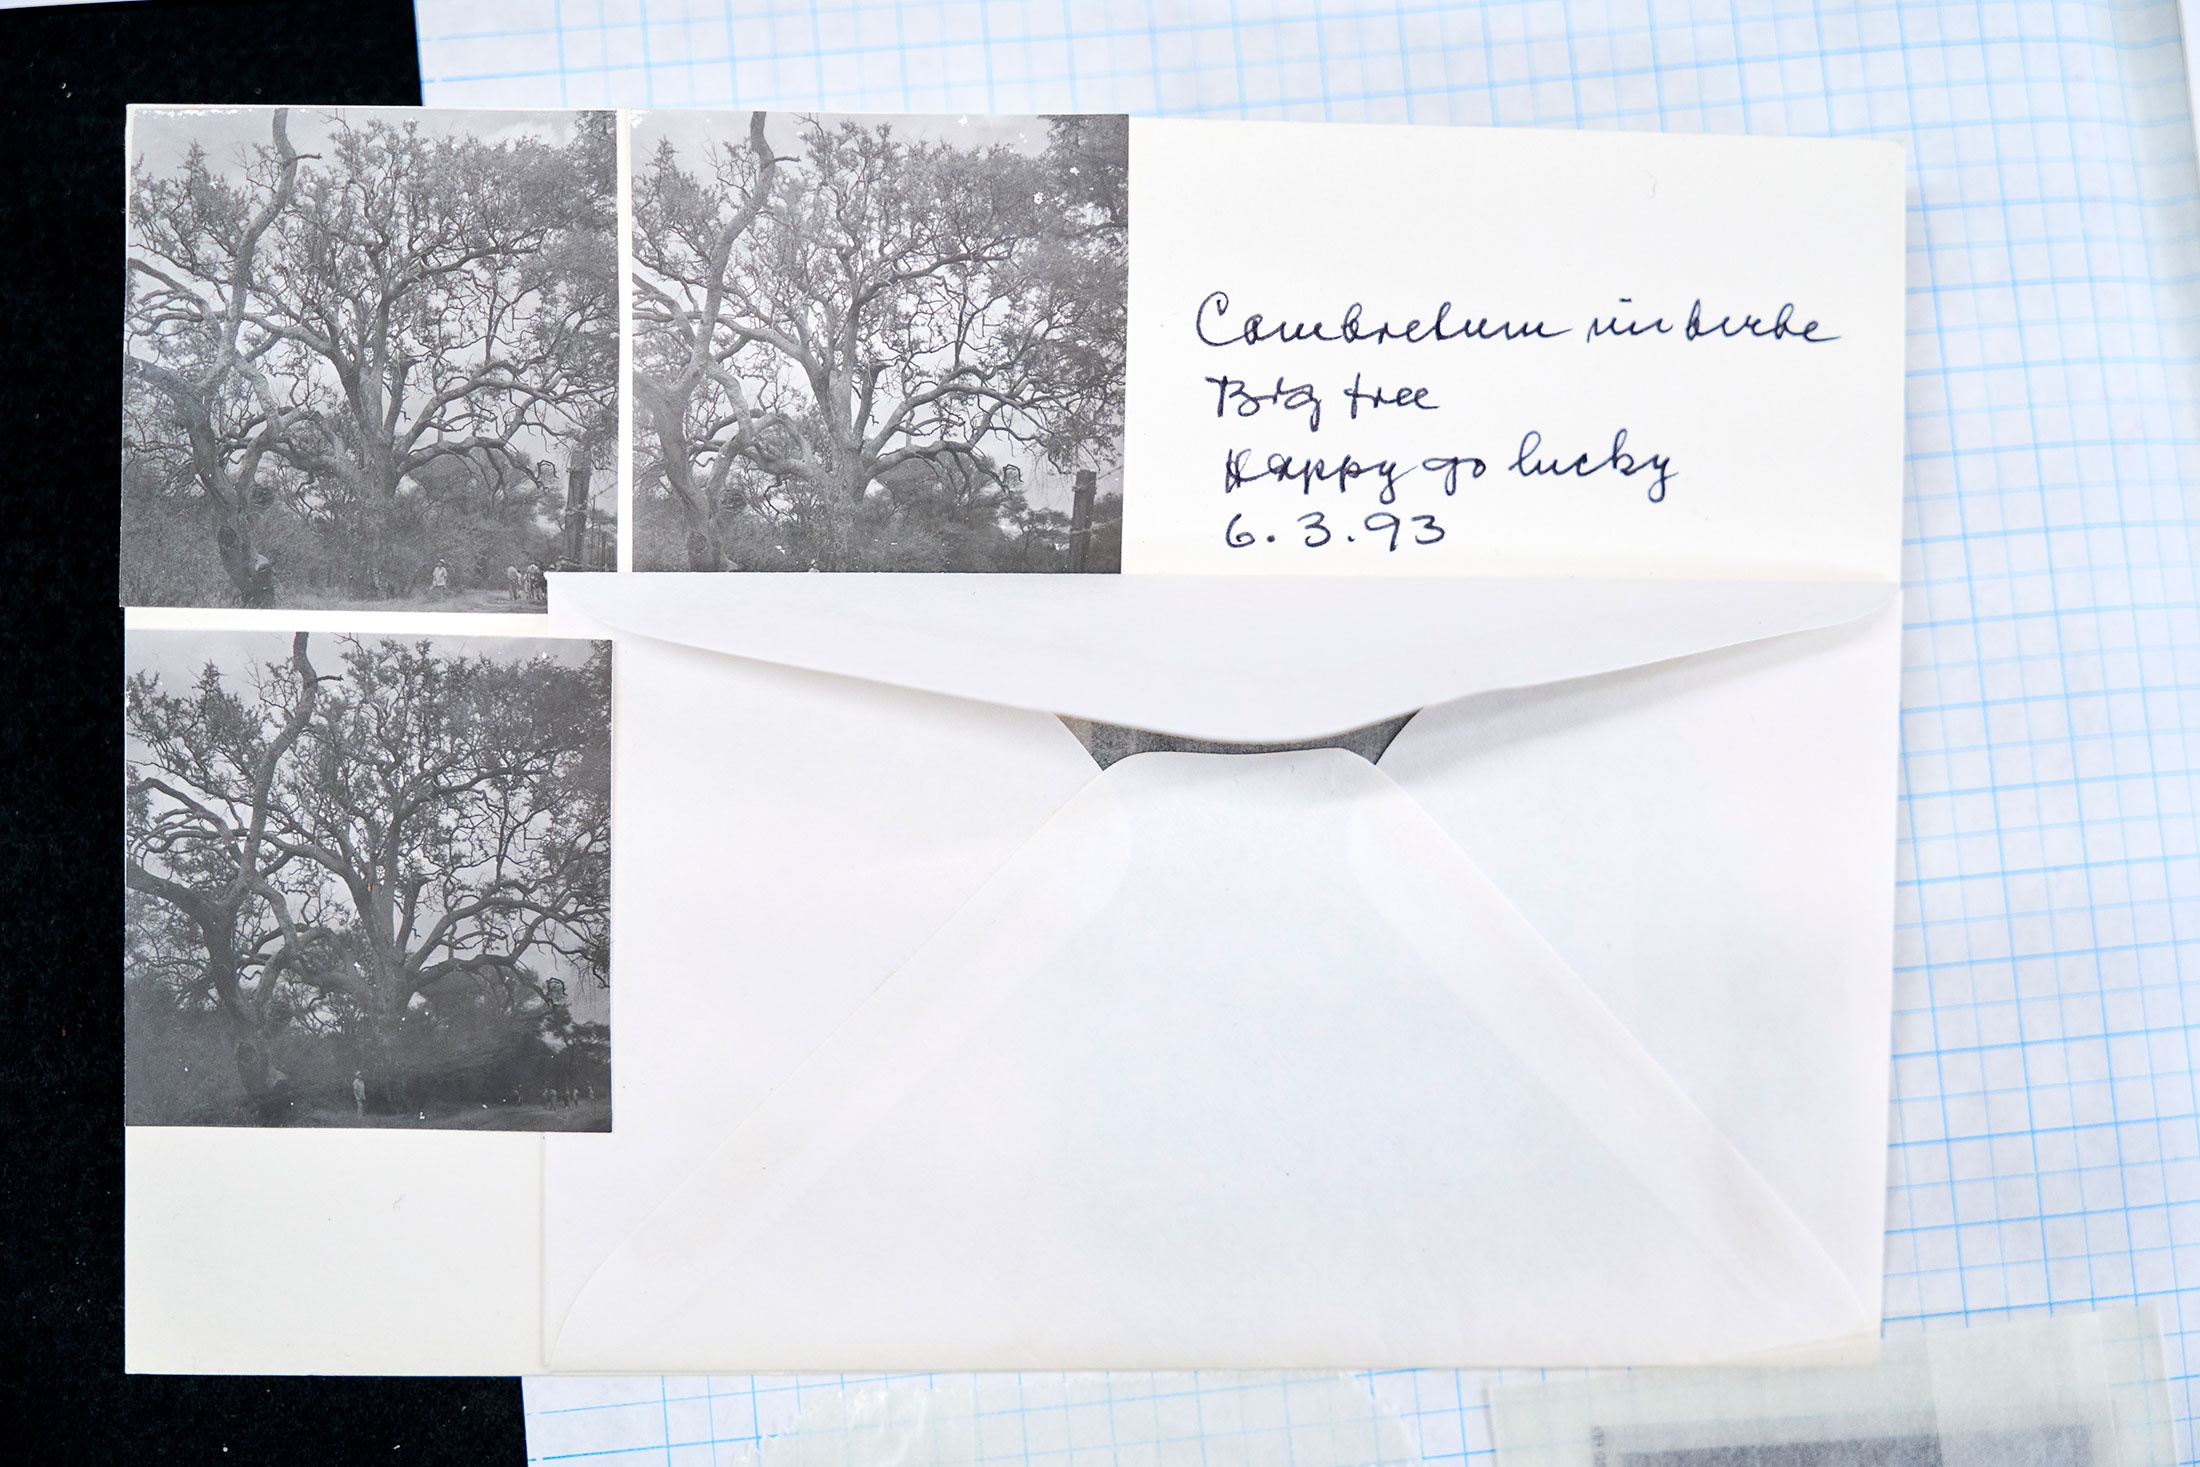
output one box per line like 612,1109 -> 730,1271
1197,291 -> 1839,350
1196,292 -> 1568,348
1587,297 -> 1839,344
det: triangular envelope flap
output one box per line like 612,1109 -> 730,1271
551,573 -> 1897,742
1379,604 -> 1904,1321
536,631 -> 1098,1351
550,748 -> 1869,1370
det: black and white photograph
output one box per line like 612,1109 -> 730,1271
122,107 -> 618,610
123,630 -> 612,1131
631,110 -> 1128,573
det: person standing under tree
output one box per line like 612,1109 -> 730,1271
245,553 -> 275,609
430,559 -> 450,594
352,1071 -> 366,1119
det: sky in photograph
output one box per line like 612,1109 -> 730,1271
128,105 -> 603,178
123,628 -> 596,704
632,106 -> 1064,167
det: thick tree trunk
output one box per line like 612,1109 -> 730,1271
685,528 -> 724,571
169,383 -> 265,603
212,509 -> 259,603
211,501 -> 277,606
637,378 -> 737,570
798,450 -> 870,570
199,919 -> 284,1121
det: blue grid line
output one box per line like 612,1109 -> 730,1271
409,0 -> 2200,1462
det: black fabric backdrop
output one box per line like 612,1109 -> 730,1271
1,2 -> 528,1459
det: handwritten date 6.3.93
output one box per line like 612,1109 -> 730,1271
1226,509 -> 1446,551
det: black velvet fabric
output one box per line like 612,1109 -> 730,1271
1,4 -> 527,1459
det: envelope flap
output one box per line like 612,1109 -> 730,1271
553,573 -> 1897,742
548,747 -> 1873,1369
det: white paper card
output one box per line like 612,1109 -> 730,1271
119,107 -> 1908,1377
1125,120 -> 1904,581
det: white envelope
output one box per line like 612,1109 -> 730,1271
529,569 -> 1903,1370
123,575 -> 1905,1374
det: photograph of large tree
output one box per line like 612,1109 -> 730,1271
631,110 -> 1128,572
124,631 -> 612,1131
123,107 -> 618,610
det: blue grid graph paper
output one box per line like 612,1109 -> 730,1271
414,0 -> 2200,1461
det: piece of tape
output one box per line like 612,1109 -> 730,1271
1488,1305 -> 2176,1467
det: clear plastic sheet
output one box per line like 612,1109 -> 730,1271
1489,1308 -> 2176,1467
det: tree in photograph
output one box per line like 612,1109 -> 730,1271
127,109 -> 617,598
126,635 -> 611,1115
271,637 -> 611,1062
125,633 -> 327,1103
630,110 -> 781,569
124,110 -> 308,602
633,112 -> 1129,569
